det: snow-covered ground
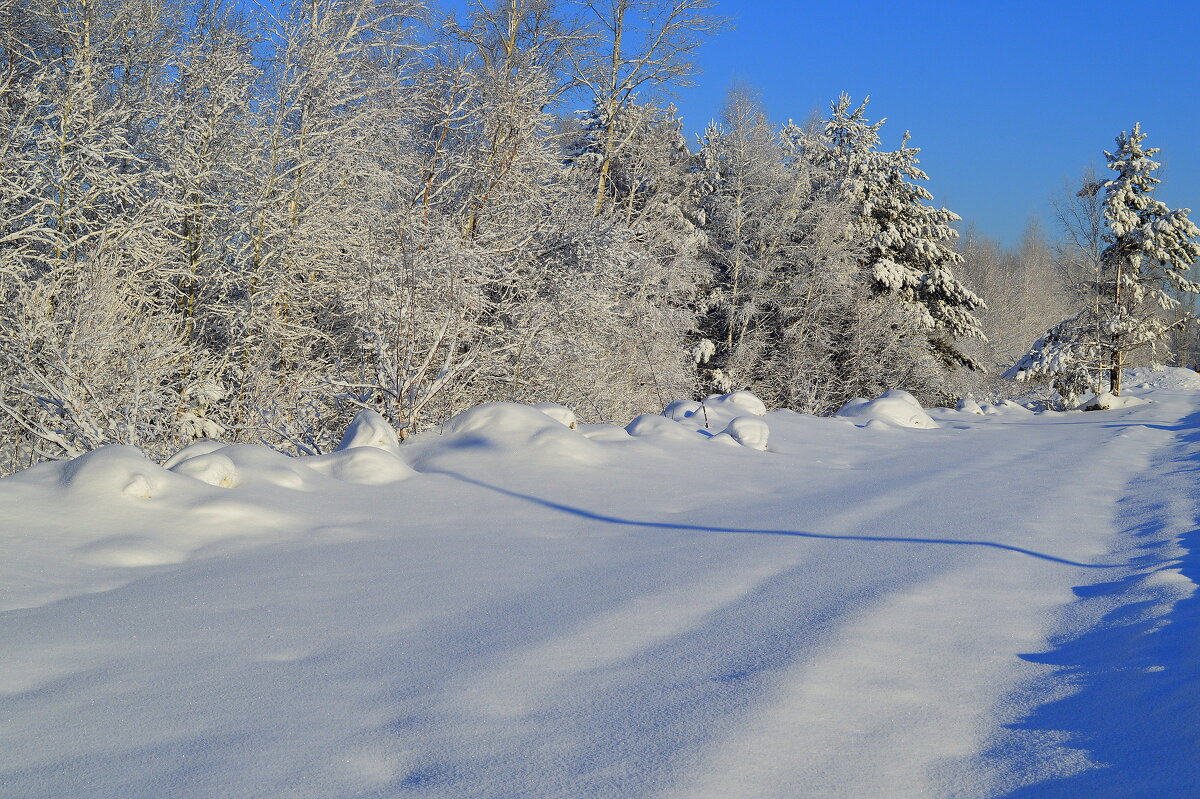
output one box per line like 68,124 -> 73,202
4,369 -> 1200,798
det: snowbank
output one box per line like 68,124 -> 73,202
653,392 -> 773,450
1125,366 -> 1200,392
626,413 -> 704,443
404,402 -> 607,471
834,390 -> 939,429
335,409 -> 401,454
716,416 -> 770,450
1076,392 -> 1148,411
533,402 -> 578,429
956,396 -> 985,415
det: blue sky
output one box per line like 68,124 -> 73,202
664,0 -> 1200,246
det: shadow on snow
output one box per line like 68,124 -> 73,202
998,409 -> 1200,798
430,470 -> 1121,569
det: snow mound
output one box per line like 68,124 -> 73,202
162,438 -> 226,469
170,452 -> 240,488
956,397 -> 984,415
199,444 -> 324,492
662,399 -> 705,421
533,402 -> 578,429
1078,392 -> 1148,411
308,447 -> 415,485
409,402 -> 603,469
719,416 -> 770,450
994,399 -> 1034,416
58,445 -> 177,500
834,390 -> 939,429
704,390 -> 768,418
161,413 -> 415,488
336,409 -> 400,454
626,413 -> 704,443
578,423 -> 633,442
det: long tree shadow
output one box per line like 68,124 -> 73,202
997,410 -> 1200,797
427,470 -> 1122,569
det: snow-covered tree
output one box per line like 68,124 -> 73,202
820,94 -> 986,368
0,0 -> 196,464
1009,124 -> 1200,399
690,90 -> 950,413
568,0 -> 725,215
955,222 -> 1077,375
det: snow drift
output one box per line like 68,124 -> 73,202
834,389 -> 939,429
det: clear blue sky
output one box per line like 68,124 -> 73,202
666,0 -> 1200,247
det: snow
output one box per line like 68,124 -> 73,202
957,396 -> 985,415
705,390 -> 768,418
533,402 -> 578,429
335,409 -> 402,453
662,399 -> 704,421
1076,392 -> 1148,411
718,416 -> 770,450
1124,364 -> 1200,391
308,447 -> 415,486
4,374 -> 1200,797
834,388 -> 939,428
626,412 -> 705,443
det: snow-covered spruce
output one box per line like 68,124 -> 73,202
1008,124 -> 1200,401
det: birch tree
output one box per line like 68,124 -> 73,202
568,0 -> 724,215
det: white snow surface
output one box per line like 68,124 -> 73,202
835,388 -> 939,428
4,376 -> 1200,797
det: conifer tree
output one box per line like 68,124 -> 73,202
1009,124 -> 1200,399
821,94 -> 986,368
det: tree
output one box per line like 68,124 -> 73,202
1099,124 -> 1200,393
568,0 -> 725,215
955,221 -> 1077,374
1009,124 -> 1200,399
820,94 -> 986,369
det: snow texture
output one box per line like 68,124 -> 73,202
4,373 -> 1200,797
834,389 -> 939,428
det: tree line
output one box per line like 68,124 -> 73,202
2,0 -> 1196,473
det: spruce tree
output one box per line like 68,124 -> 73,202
1009,124 -> 1200,399
822,95 -> 985,368
1100,123 -> 1200,393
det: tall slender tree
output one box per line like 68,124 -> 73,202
1009,124 -> 1200,400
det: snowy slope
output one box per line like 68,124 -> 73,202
3,374 -> 1200,798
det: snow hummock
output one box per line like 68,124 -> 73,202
533,402 -> 578,429
705,390 -> 768,418
162,438 -> 227,469
834,389 -> 939,429
1077,392 -> 1148,411
956,396 -> 985,415
406,402 -> 606,471
335,409 -> 401,454
662,399 -> 705,421
170,450 -> 241,488
308,447 -> 415,485
627,412 -> 704,443
59,445 -> 178,500
718,416 -> 770,451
